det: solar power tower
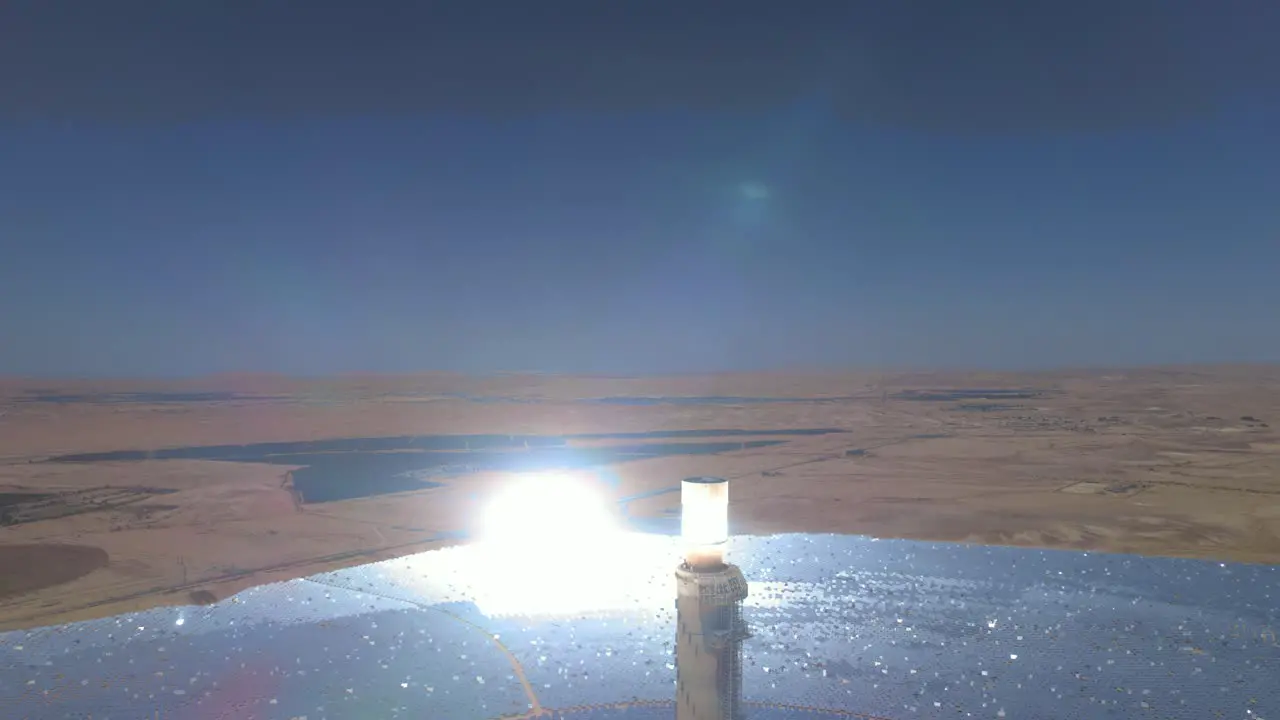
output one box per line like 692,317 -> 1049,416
675,476 -> 750,720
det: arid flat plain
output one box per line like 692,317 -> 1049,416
1,365 -> 1278,631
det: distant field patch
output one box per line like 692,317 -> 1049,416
894,388 -> 1045,402
1059,480 -> 1149,497
0,544 -> 109,599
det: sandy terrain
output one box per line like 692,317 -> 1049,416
1,365 -> 1278,631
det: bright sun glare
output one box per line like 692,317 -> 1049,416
479,472 -> 619,548
464,472 -> 676,617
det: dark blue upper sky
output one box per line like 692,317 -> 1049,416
2,1 -> 1277,376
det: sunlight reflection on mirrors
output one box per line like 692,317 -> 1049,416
390,471 -> 682,617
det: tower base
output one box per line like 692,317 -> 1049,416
675,563 -> 749,720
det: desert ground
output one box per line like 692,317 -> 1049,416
1,365 -> 1278,632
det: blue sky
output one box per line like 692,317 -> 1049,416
1,2 -> 1277,376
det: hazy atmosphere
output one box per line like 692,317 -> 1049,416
2,1 -> 1278,375
5,7 -> 1280,717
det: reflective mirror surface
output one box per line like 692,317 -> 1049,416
3,533 -> 1279,718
